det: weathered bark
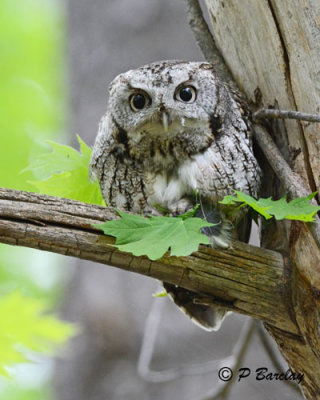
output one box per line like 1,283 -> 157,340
203,0 -> 320,398
0,187 -> 295,332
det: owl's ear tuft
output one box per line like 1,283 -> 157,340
108,74 -> 126,95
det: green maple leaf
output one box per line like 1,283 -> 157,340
93,209 -> 215,261
257,193 -> 320,221
0,291 -> 76,377
24,136 -> 105,205
220,192 -> 272,219
220,190 -> 320,222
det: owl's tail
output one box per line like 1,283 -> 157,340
163,283 -> 227,331
195,199 -> 232,248
163,199 -> 231,331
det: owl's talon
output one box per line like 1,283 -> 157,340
169,199 -> 193,217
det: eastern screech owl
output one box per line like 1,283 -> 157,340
90,61 -> 261,331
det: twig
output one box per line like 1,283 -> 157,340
254,109 -> 320,124
183,0 -> 235,87
202,318 -> 255,400
138,298 -> 246,383
138,297 -> 254,385
252,125 -> 308,198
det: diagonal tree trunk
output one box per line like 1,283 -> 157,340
201,1 -> 320,398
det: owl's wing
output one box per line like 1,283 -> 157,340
163,201 -> 231,331
179,118 -> 260,243
90,112 -> 113,183
90,113 -> 148,212
90,113 -> 128,209
167,124 -> 260,330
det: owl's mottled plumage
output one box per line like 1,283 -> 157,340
90,61 -> 261,330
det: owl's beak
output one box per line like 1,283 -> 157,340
162,111 -> 169,133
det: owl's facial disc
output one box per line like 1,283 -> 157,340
122,81 -> 202,137
136,104 -> 198,138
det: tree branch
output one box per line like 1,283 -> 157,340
253,124 -> 320,248
254,108 -> 320,124
0,187 -> 298,335
252,126 -> 309,198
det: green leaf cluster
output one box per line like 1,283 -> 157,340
220,190 -> 320,222
94,209 -> 215,260
26,136 -> 105,206
0,0 -> 65,192
0,0 -> 76,394
0,291 -> 75,377
93,189 -> 320,262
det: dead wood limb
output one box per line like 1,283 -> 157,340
0,187 -> 298,335
253,124 -> 320,248
192,1 -> 320,398
252,124 -> 309,198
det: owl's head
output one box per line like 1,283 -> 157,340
107,61 -> 221,139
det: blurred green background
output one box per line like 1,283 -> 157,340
0,1 -> 70,399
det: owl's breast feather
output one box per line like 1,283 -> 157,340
146,152 -> 226,210
147,172 -> 186,208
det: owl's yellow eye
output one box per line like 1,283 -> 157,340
129,92 -> 150,111
175,85 -> 197,103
